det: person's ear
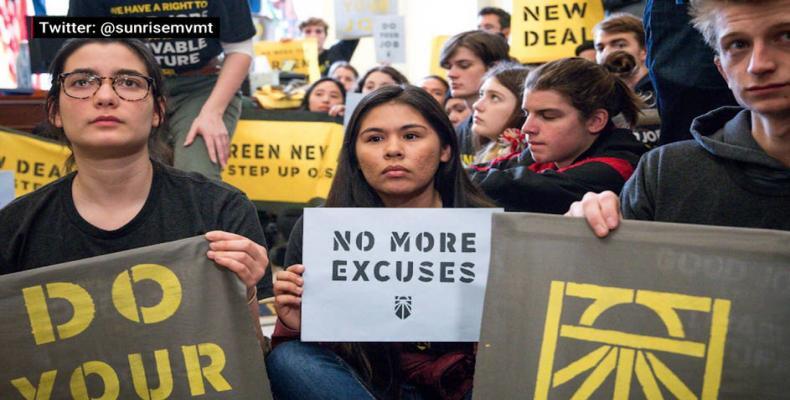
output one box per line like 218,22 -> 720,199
49,102 -> 62,128
586,109 -> 609,134
502,27 -> 510,38
440,144 -> 452,162
714,56 -> 729,88
152,99 -> 165,128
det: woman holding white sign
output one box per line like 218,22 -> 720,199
0,38 -> 270,348
268,85 -> 491,400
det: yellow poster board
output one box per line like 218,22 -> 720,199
254,39 -> 321,83
0,127 -> 71,197
429,35 -> 450,78
510,0 -> 604,63
221,119 -> 344,203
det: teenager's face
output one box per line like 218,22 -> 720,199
522,89 -> 598,167
332,67 -> 357,92
445,97 -> 471,126
355,103 -> 451,205
420,77 -> 448,104
308,80 -> 344,113
444,47 -> 488,99
362,71 -> 398,94
302,24 -> 327,49
472,77 -> 518,140
713,0 -> 790,117
54,43 -> 159,160
594,31 -> 646,67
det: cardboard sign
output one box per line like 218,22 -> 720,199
334,0 -> 398,39
0,127 -> 71,198
474,213 -> 790,399
253,39 -> 320,83
510,0 -> 604,63
343,92 -> 365,129
373,15 -> 405,64
221,115 -> 344,203
0,236 -> 272,399
301,208 -> 501,342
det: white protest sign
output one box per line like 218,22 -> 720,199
302,208 -> 501,342
0,171 -> 13,209
334,0 -> 398,39
343,92 -> 365,129
373,15 -> 405,64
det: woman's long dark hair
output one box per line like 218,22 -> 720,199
45,38 -> 170,170
325,85 -> 492,208
355,66 -> 410,93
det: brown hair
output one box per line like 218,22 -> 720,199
525,57 -> 644,127
299,17 -> 329,33
439,30 -> 511,69
45,38 -> 169,171
593,13 -> 646,49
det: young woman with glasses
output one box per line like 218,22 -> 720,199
0,39 -> 271,348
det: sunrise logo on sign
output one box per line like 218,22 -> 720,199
534,281 -> 731,400
394,296 -> 412,320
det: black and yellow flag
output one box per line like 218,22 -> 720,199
0,237 -> 272,399
474,213 -> 789,399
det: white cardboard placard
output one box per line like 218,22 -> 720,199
302,208 -> 501,342
373,15 -> 405,64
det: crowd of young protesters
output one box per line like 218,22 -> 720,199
1,0 -> 788,398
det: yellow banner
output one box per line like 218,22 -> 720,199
510,0 -> 604,63
221,119 -> 344,203
0,127 -> 71,197
254,39 -> 321,83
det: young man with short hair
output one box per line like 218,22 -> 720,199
477,7 -> 511,39
568,0 -> 790,233
299,17 -> 359,76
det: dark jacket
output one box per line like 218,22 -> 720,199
470,126 -> 647,213
621,107 -> 790,230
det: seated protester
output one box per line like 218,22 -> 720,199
445,95 -> 472,127
300,18 -> 359,76
594,13 -> 660,146
419,75 -> 450,105
301,77 -> 346,117
440,30 -> 511,166
0,39 -> 270,345
328,61 -> 359,93
567,0 -> 790,234
470,57 -> 648,214
266,86 -> 492,400
469,62 -> 530,166
357,66 -> 410,94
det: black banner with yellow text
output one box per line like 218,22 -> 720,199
0,236 -> 272,399
474,213 -> 790,399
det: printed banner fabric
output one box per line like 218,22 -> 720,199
0,236 -> 272,399
0,127 -> 70,198
474,213 -> 790,399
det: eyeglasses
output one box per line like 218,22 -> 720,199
59,72 -> 154,101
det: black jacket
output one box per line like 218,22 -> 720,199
470,126 -> 647,213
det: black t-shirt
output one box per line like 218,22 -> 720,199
0,160 -> 272,296
68,0 -> 255,75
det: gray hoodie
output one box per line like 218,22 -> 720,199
620,106 -> 790,231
